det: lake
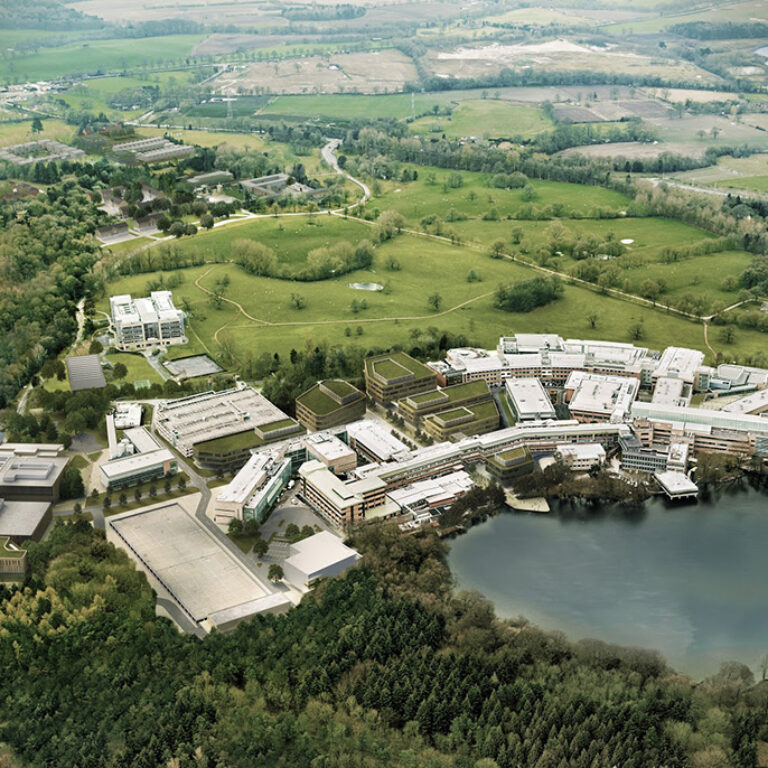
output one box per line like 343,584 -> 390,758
448,484 -> 768,679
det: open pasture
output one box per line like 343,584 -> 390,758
603,0 -> 768,35
99,231 -> 766,367
176,215 -> 373,268
373,169 -> 630,224
0,119 -> 74,147
0,35 -> 204,83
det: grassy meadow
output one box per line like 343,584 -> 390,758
0,35 -> 204,83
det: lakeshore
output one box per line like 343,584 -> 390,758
448,482 -> 768,679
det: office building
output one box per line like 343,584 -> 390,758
631,402 -> 768,455
505,378 -> 556,422
303,433 -> 357,475
651,377 -> 691,407
619,433 -> 671,473
364,351 -> 438,405
346,419 -> 410,463
110,291 -> 186,351
153,385 -> 300,467
298,460 -> 390,527
100,425 -> 178,491
422,401 -> 500,442
295,379 -> 365,431
0,497 -> 52,542
721,389 -> 768,416
0,445 -> 68,503
652,347 -> 710,391
282,531 -> 361,588
397,380 -> 492,426
555,443 -> 606,471
655,471 -> 698,500
486,445 -> 535,482
565,371 -> 639,423
388,470 -> 473,515
213,451 -> 291,525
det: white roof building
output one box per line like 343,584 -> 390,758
565,371 -> 639,422
109,291 -> 186,351
282,531 -> 361,588
555,443 -> 606,470
652,347 -> 706,385
721,388 -> 768,415
505,377 -> 556,421
651,377 -> 690,407
345,419 -> 411,463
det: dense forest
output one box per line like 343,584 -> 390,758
0,180 -> 103,408
0,521 -> 762,767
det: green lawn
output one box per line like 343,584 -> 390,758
409,101 -> 552,140
103,352 -> 164,386
0,35 -> 204,83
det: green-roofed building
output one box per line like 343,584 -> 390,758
194,418 -> 303,471
364,351 -> 438,405
486,445 -> 535,482
423,401 -> 500,442
296,379 -> 366,431
397,380 -> 492,427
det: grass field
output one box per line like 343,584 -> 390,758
0,119 -> 74,147
603,0 -> 768,34
103,352 -> 164,386
0,35 -> 204,83
98,221 -> 768,369
409,101 -> 552,139
373,168 -> 631,223
176,215 -> 372,267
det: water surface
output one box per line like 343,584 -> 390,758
448,485 -> 768,678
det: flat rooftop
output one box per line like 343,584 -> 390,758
65,355 -> 106,391
155,386 -> 291,451
365,351 -> 435,383
505,377 -> 556,418
284,531 -> 360,575
109,503 -> 268,623
0,498 -> 50,538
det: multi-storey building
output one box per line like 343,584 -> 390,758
364,351 -> 438,405
397,380 -> 492,427
110,291 -> 186,351
295,379 -> 365,431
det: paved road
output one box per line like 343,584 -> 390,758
156,597 -> 206,638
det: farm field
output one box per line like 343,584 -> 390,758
408,101 -> 552,139
603,0 -> 768,34
669,153 -> 768,185
423,41 -> 722,86
0,35 -> 204,83
214,50 -> 418,95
